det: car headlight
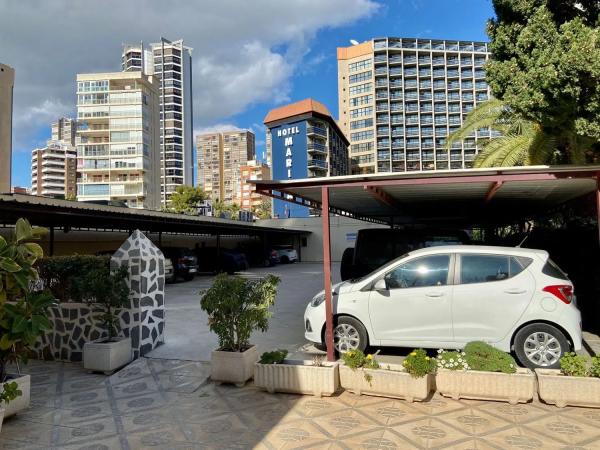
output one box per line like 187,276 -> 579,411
311,293 -> 325,307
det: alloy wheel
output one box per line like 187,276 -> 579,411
523,331 -> 562,367
334,323 -> 360,352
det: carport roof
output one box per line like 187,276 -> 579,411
252,165 -> 600,226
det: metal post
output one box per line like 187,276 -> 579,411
216,233 -> 221,273
158,231 -> 162,247
321,186 -> 335,361
49,226 -> 54,256
160,38 -> 167,207
597,176 -> 600,246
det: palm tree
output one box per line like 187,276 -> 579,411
446,99 -> 557,167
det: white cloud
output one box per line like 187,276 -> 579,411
1,0 -> 379,151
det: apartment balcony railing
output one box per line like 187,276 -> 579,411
377,127 -> 390,135
418,57 -> 431,65
389,81 -> 403,88
447,70 -> 459,78
433,70 -> 446,78
376,116 -> 389,124
375,80 -> 388,87
404,69 -> 417,77
376,92 -> 389,100
307,159 -> 328,169
403,56 -> 417,64
461,58 -> 473,65
404,80 -> 418,88
392,152 -> 405,161
447,43 -> 459,51
432,57 -> 445,65
434,94 -> 447,101
376,104 -> 389,112
462,70 -> 474,78
306,126 -> 327,137
375,68 -> 388,76
475,82 -> 488,90
475,58 -> 486,67
390,105 -> 403,112
374,55 -> 387,63
389,68 -> 403,77
391,140 -> 404,149
475,70 -> 486,78
390,94 -> 403,101
419,82 -> 432,90
460,43 -> 475,51
389,57 -> 402,65
374,40 -> 387,49
404,93 -> 418,101
377,140 -> 390,147
307,142 -> 327,153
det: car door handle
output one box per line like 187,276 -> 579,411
504,288 -> 526,294
425,292 -> 444,298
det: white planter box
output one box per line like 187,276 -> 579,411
3,374 -> 30,417
83,337 -> 132,374
536,369 -> 600,408
436,368 -> 535,404
211,346 -> 258,387
254,360 -> 339,397
339,363 -> 432,402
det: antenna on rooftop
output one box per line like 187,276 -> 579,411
350,39 -> 359,46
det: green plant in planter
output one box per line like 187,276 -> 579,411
560,352 -> 589,377
259,349 -> 288,364
200,274 -> 280,352
342,349 -> 379,385
0,219 -> 56,382
78,264 -> 130,341
464,341 -> 517,374
0,381 -> 21,407
590,356 -> 600,378
436,350 -> 470,370
403,349 -> 436,378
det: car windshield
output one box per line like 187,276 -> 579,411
349,252 -> 410,283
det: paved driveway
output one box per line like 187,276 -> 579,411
146,263 -> 339,361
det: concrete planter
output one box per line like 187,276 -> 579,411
83,337 -> 132,374
536,369 -> 600,408
254,360 -> 339,397
3,374 -> 30,417
211,346 -> 258,387
436,368 -> 535,404
339,363 -> 433,402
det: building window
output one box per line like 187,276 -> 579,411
350,118 -> 374,130
351,142 -> 374,153
348,58 -> 372,73
349,94 -> 373,107
349,82 -> 373,95
349,106 -> 373,119
351,130 -> 374,141
349,71 -> 372,84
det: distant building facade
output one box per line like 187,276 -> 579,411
122,39 -> 193,204
337,38 -> 492,174
76,71 -> 161,209
0,63 -> 15,193
264,98 -> 349,217
196,130 -> 255,204
31,118 -> 78,199
238,160 -> 271,211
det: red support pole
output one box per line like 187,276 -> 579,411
321,186 -> 335,362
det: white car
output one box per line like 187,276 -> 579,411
275,246 -> 298,264
304,245 -> 581,369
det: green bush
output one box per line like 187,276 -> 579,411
259,349 -> 288,364
403,349 -> 436,378
341,349 -> 379,370
591,356 -> 600,378
436,350 -> 469,370
560,352 -> 589,377
0,381 -> 21,406
36,255 -> 111,302
200,274 -> 280,352
464,341 -> 517,374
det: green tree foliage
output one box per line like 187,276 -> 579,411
446,99 -> 556,167
253,199 -> 272,220
486,0 -> 600,163
200,274 -> 280,352
212,199 -> 241,220
167,185 -> 207,215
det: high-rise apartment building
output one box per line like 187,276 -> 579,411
337,38 -> 492,174
75,71 -> 161,209
31,117 -> 78,198
0,63 -> 15,193
122,39 -> 193,204
196,130 -> 255,204
239,160 -> 271,211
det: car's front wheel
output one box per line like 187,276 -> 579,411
514,323 -> 569,369
332,316 -> 368,353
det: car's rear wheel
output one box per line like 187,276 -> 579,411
514,323 -> 569,369
332,316 -> 368,353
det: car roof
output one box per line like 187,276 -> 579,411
407,245 -> 548,258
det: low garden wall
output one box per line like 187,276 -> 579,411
33,230 -> 165,362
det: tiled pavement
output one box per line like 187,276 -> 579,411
2,359 -> 600,449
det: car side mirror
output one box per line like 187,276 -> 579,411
373,279 -> 387,291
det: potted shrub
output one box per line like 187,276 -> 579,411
536,353 -> 600,408
254,350 -> 339,397
82,263 -> 132,374
0,218 -> 55,417
339,349 -> 435,402
200,274 -> 279,386
0,381 -> 21,433
435,341 -> 535,404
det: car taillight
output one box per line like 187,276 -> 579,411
543,285 -> 573,304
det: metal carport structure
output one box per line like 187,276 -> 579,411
253,165 -> 600,361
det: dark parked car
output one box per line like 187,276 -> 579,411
161,247 -> 198,281
340,228 -> 470,281
195,247 -> 250,274
232,242 -> 279,267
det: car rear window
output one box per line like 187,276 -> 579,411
459,254 -> 533,284
542,258 -> 569,280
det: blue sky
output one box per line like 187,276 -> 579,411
7,0 -> 495,188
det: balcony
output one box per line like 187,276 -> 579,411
377,139 -> 390,148
306,126 -> 327,137
389,57 -> 402,65
376,92 -> 389,100
376,103 -> 389,112
418,57 -> 431,65
375,80 -> 388,88
307,159 -> 328,170
374,55 -> 387,63
433,69 -> 445,78
375,68 -> 388,76
307,142 -> 327,154
389,68 -> 403,77
376,115 -> 389,125
403,56 -> 417,65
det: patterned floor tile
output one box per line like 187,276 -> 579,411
484,425 -> 565,450
261,418 -> 333,449
521,413 -> 600,446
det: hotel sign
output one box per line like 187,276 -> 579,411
277,126 -> 300,179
